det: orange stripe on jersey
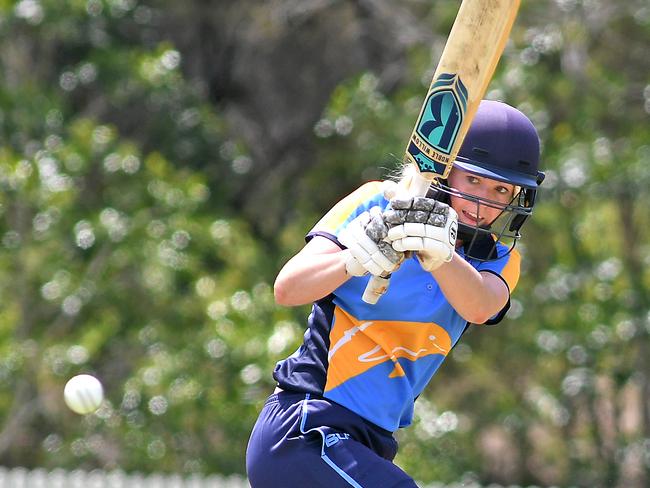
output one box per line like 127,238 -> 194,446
325,307 -> 452,392
311,181 -> 384,235
499,248 -> 521,292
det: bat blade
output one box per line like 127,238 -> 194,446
408,0 -> 521,185
362,0 -> 521,304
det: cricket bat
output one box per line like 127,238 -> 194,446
362,0 -> 521,304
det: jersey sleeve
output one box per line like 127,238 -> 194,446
306,181 -> 387,245
473,247 -> 521,325
476,247 -> 521,293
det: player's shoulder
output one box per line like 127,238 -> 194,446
491,242 -> 520,260
507,246 -> 521,264
473,243 -> 521,274
310,180 -> 388,236
351,180 -> 385,198
337,180 -> 389,209
489,245 -> 521,291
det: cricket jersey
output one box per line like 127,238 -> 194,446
273,181 -> 520,433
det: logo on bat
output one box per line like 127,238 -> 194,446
411,73 -> 468,173
414,152 -> 436,172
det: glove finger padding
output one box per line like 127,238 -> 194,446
365,206 -> 389,241
338,209 -> 405,277
345,221 -> 386,276
387,222 -> 427,241
418,238 -> 454,271
343,249 -> 369,276
392,236 -> 426,252
382,196 -> 458,271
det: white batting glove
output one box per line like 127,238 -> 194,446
383,197 -> 458,272
338,207 -> 405,277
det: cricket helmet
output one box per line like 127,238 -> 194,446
432,100 -> 545,260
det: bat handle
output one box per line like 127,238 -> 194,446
362,274 -> 391,304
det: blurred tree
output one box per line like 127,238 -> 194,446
0,112 -> 292,473
0,0 -> 289,476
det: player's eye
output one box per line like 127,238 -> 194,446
467,175 -> 480,184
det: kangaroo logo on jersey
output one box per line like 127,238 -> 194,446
409,73 -> 468,174
325,309 -> 452,390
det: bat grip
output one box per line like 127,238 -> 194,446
362,274 -> 391,304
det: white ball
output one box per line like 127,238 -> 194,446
64,374 -> 104,415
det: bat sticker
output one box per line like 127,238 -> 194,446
410,73 -> 468,174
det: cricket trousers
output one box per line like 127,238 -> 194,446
246,390 -> 418,488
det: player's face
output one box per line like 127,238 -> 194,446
447,167 -> 515,228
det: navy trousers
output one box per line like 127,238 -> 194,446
246,391 -> 418,487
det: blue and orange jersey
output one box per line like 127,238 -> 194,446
273,182 -> 520,432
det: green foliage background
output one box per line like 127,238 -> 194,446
0,1 -> 649,486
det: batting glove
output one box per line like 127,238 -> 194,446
383,197 -> 458,272
338,206 -> 405,277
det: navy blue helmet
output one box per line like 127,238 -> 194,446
431,100 -> 545,260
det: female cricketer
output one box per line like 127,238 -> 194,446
246,100 -> 545,487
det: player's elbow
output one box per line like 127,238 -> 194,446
462,311 -> 492,325
459,285 -> 509,324
459,305 -> 498,325
273,277 -> 299,307
273,278 -> 290,306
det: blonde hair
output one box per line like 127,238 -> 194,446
392,163 -> 521,201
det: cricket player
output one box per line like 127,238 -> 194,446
246,101 -> 545,487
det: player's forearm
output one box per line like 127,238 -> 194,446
430,253 -> 508,323
274,249 -> 349,306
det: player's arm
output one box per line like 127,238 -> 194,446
385,195 -> 509,323
274,237 -> 349,307
275,190 -> 405,307
430,256 -> 509,324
